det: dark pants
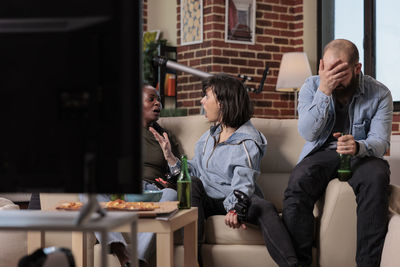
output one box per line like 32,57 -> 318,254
192,177 -> 298,267
282,150 -> 390,267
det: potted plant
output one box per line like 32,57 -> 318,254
143,31 -> 167,85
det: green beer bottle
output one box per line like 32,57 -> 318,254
337,133 -> 352,181
110,194 -> 124,201
338,154 -> 352,181
177,155 -> 191,209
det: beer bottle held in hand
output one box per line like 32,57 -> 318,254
177,155 -> 191,209
337,133 -> 352,181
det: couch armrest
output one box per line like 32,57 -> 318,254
381,213 -> 400,267
380,184 -> 400,266
317,179 -> 357,267
388,184 -> 400,215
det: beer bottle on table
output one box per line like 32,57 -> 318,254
110,194 -> 124,201
337,133 -> 352,181
177,155 -> 191,209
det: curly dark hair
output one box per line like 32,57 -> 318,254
202,73 -> 253,128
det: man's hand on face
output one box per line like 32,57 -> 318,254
333,132 -> 358,155
318,58 -> 352,96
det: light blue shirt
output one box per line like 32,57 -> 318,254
297,73 -> 393,162
170,120 -> 267,211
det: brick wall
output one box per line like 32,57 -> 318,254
176,0 -> 304,117
143,0 -> 400,134
143,0 -> 148,32
393,113 -> 400,135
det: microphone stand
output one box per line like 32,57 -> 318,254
152,56 -> 269,94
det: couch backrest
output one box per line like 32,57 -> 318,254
158,115 -> 212,159
158,115 -> 305,210
251,118 -> 304,173
159,115 -> 304,173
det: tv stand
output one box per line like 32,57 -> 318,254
0,210 -> 138,267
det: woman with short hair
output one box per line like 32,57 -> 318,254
151,74 -> 298,267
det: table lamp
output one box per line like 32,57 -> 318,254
276,52 -> 312,118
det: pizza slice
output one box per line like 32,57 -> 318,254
105,199 -> 126,210
56,201 -> 83,211
124,202 -> 160,211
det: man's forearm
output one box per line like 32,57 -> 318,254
298,89 -> 332,141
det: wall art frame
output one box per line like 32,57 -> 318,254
225,0 -> 256,44
181,0 -> 203,45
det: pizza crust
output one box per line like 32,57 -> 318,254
56,199 -> 160,211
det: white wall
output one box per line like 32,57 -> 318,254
303,0 -> 318,75
147,0 -> 178,46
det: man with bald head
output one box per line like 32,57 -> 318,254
283,39 -> 393,266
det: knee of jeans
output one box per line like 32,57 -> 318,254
362,175 -> 389,196
283,195 -> 301,208
283,193 -> 315,214
260,201 -> 277,215
252,196 -> 273,209
285,176 -> 308,199
160,188 -> 177,201
250,197 -> 277,216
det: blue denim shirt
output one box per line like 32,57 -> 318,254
170,120 -> 267,211
297,73 -> 393,162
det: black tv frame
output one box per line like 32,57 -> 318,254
0,0 -> 143,194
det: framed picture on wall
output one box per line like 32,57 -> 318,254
181,0 -> 203,45
225,0 -> 256,44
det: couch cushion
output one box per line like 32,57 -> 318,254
202,244 -> 276,267
256,173 -> 290,212
251,118 -> 303,173
205,215 -> 264,245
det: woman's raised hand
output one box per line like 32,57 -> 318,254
149,127 -> 178,166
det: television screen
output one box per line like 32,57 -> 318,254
0,0 -> 142,194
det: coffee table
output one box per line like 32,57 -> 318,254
27,207 -> 198,267
1,210 -> 137,267
134,207 -> 198,267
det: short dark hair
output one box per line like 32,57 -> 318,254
202,73 -> 253,128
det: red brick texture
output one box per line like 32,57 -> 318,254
175,0 -> 304,118
143,0 -> 148,32
143,0 -> 400,134
393,113 -> 400,135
